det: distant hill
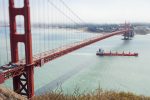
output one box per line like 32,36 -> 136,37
134,26 -> 150,35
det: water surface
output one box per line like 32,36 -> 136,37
1,28 -> 150,96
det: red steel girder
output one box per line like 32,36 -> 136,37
34,29 -> 130,67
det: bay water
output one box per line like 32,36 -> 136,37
0,28 -> 150,96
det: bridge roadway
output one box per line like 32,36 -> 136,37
0,29 -> 130,83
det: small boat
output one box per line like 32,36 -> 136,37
96,49 -> 138,57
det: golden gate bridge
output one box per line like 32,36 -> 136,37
0,0 -> 134,98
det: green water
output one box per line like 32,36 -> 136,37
1,28 -> 150,96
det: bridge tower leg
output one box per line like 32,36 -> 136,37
9,0 -> 34,98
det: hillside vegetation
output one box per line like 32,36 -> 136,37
0,86 -> 150,100
33,88 -> 150,100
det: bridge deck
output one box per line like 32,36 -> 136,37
0,30 -> 129,83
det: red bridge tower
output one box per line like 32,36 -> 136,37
9,0 -> 34,98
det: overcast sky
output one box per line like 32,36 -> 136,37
0,0 -> 150,24
60,0 -> 150,23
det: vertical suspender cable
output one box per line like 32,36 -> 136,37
47,2 -> 50,50
62,1 -> 65,46
44,0 -> 46,51
0,1 -> 2,64
3,0 -> 9,63
37,0 -> 39,58
42,0 -> 45,52
39,0 -> 42,57
37,0 -> 40,56
59,0 -> 87,42
51,0 -> 53,50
